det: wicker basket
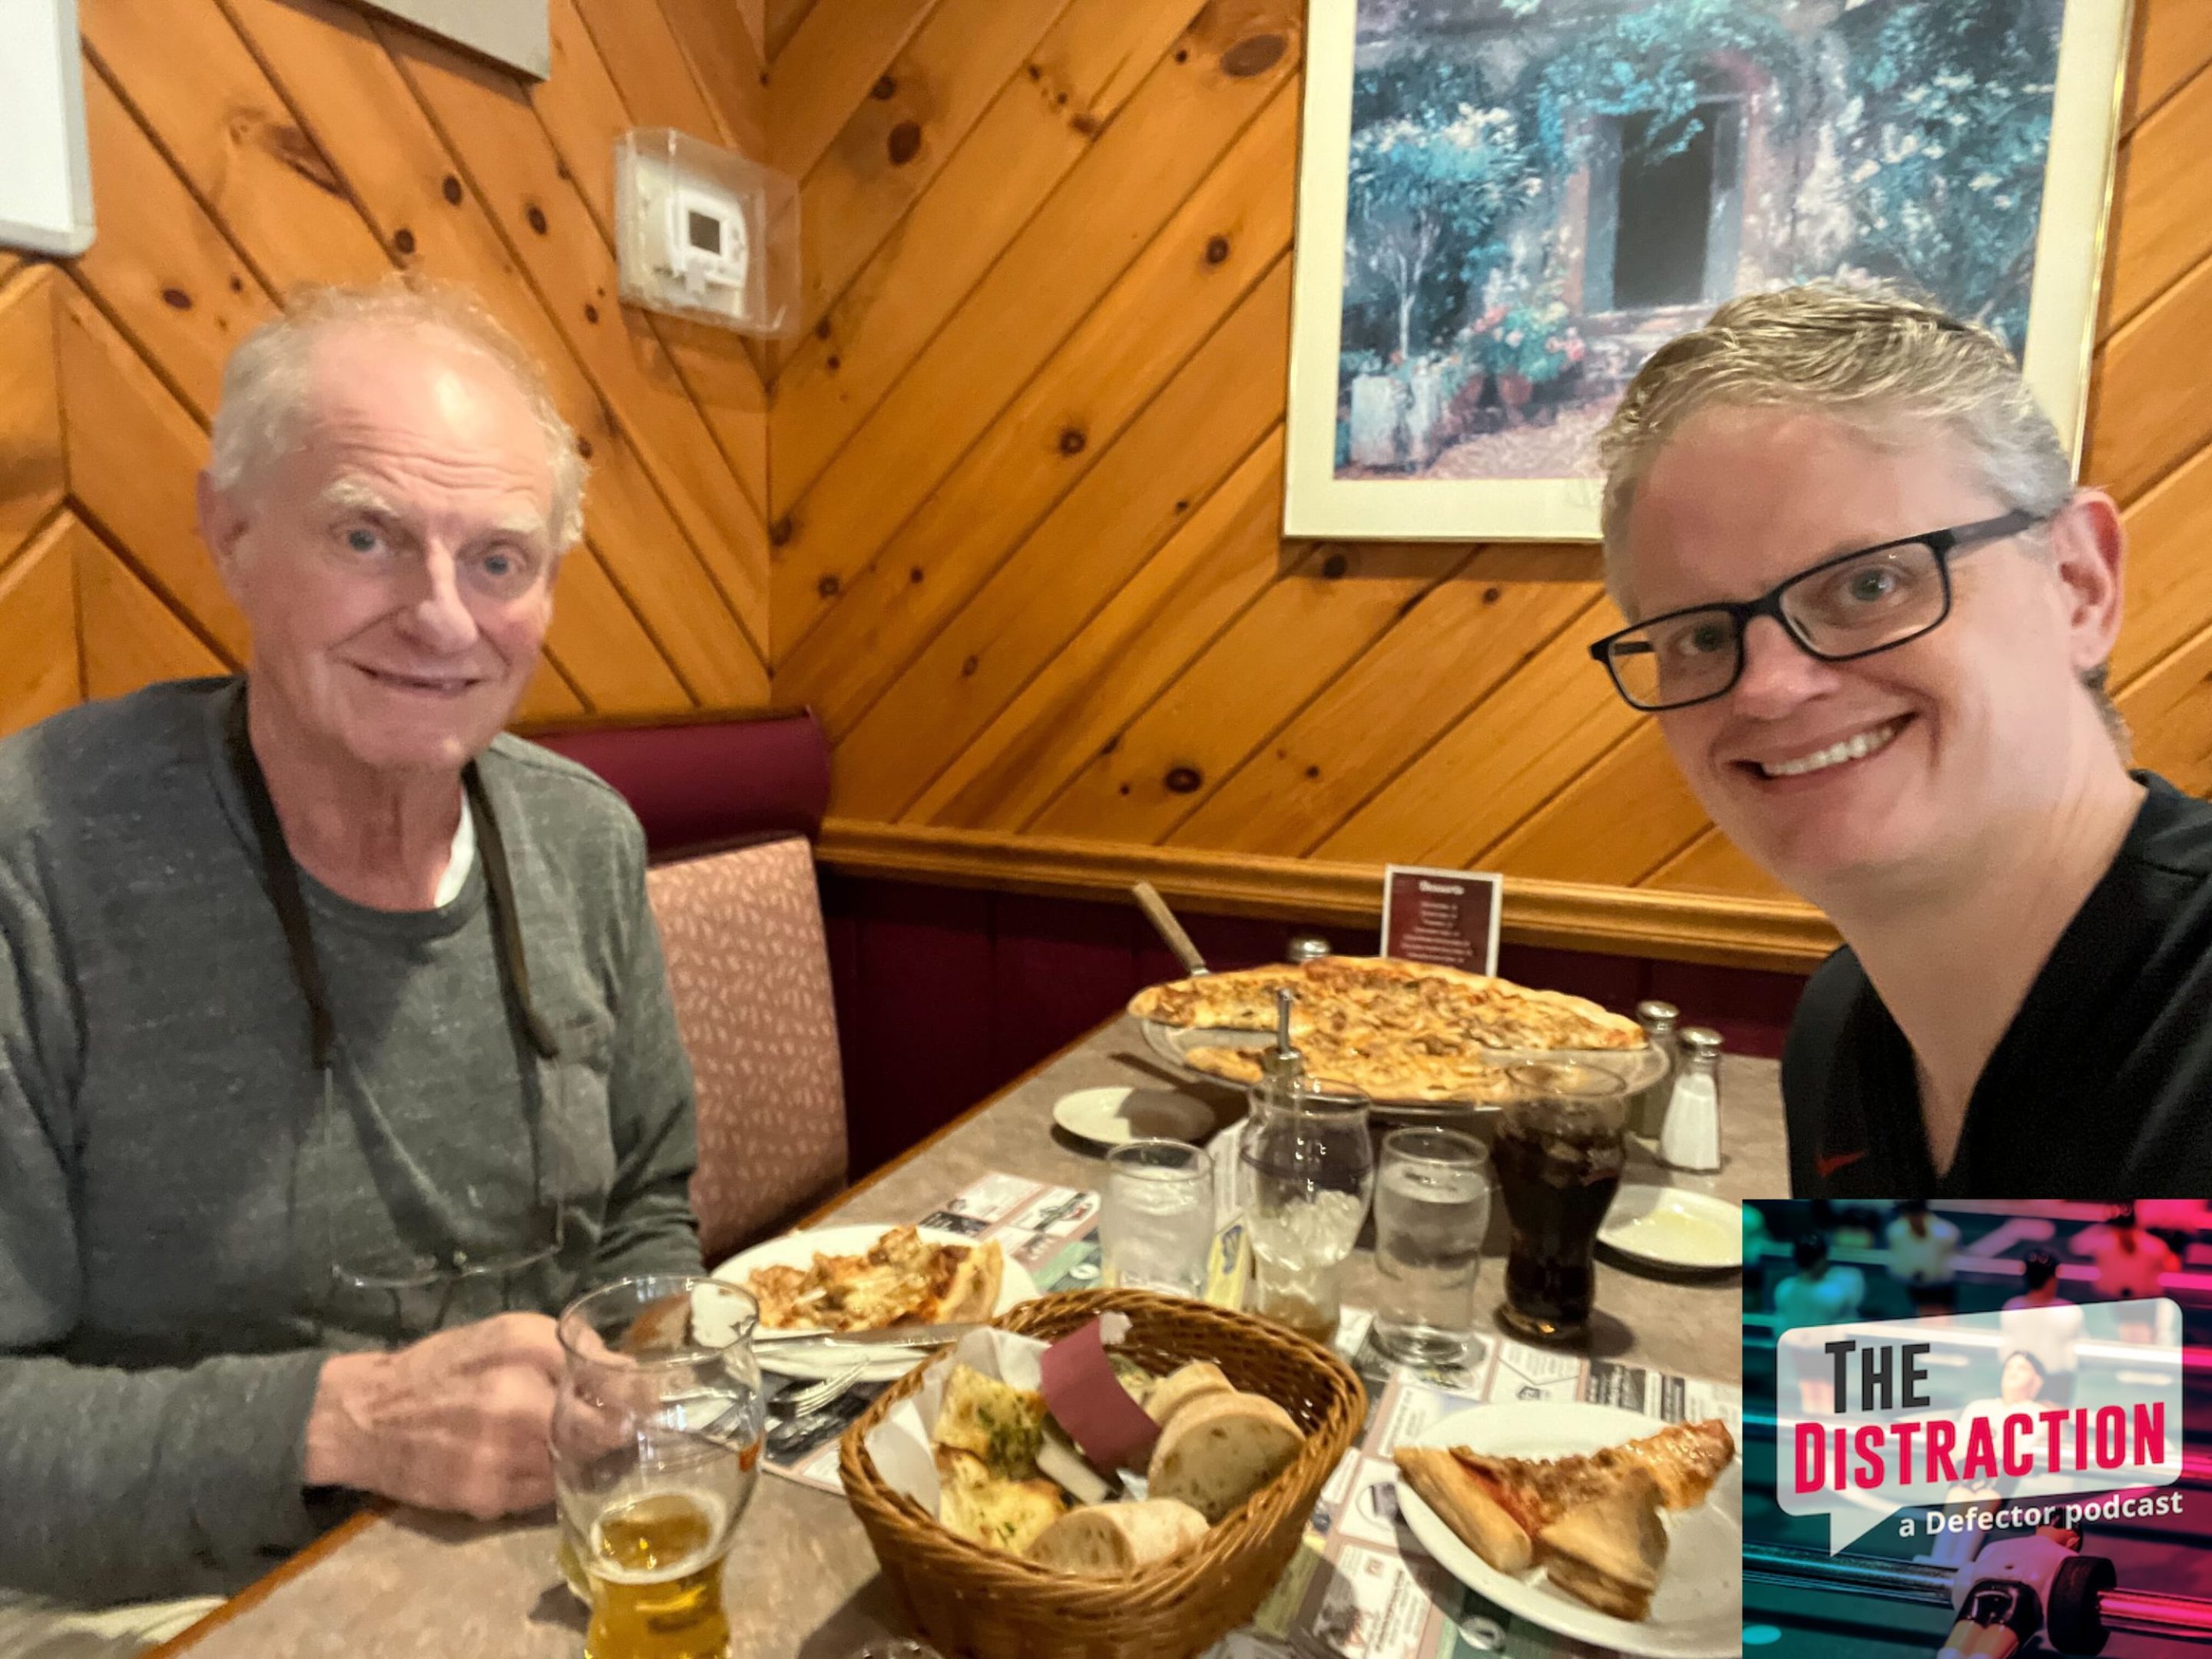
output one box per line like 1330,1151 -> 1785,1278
838,1288 -> 1366,1659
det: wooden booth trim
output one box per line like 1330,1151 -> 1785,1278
814,819 -> 1839,974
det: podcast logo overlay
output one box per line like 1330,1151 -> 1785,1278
1777,1300 -> 2184,1552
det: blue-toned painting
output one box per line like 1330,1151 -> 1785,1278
1283,0 -> 2128,540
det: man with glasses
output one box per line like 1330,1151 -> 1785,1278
1589,282 -> 2212,1197
0,281 -> 702,1625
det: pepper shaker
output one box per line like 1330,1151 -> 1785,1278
1286,933 -> 1333,964
1628,1000 -> 1680,1138
1657,1026 -> 1724,1173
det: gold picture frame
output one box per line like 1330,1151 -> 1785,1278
1283,0 -> 2133,543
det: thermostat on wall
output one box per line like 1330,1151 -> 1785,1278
615,129 -> 798,337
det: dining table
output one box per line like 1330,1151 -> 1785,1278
148,1012 -> 1780,1659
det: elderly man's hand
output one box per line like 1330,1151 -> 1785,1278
304,1313 -> 568,1519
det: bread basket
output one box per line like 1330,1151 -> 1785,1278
838,1288 -> 1366,1659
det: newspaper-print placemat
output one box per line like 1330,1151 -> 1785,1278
1209,1339 -> 1744,1659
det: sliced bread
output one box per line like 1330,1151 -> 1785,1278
1145,1391 -> 1304,1523
1025,1498 -> 1210,1577
1144,1361 -> 1234,1429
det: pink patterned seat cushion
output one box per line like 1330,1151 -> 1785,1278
646,837 -> 848,1263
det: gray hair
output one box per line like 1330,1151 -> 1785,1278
1597,280 -> 2122,753
207,278 -> 586,550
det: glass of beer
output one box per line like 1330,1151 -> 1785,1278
553,1276 -> 767,1659
1493,1063 -> 1627,1343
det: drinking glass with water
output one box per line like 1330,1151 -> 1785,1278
1372,1127 -> 1491,1366
1101,1138 -> 1214,1296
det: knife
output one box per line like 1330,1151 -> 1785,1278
753,1321 -> 983,1349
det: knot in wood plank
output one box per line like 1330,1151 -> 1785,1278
1164,766 -> 1203,794
886,121 -> 922,165
1221,34 -> 1287,78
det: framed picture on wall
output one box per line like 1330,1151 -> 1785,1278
1282,0 -> 2133,542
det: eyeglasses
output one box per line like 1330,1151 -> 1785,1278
320,1058 -> 570,1338
1587,508 -> 2047,712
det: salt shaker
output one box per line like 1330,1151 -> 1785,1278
1286,933 -> 1334,964
1628,1000 -> 1680,1138
1657,1026 -> 1724,1172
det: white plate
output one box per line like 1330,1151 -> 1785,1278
710,1224 -> 1038,1381
1396,1402 -> 1742,1659
1138,1019 -> 1669,1118
1051,1084 -> 1217,1148
1599,1187 -> 1743,1272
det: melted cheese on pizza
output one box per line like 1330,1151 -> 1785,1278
743,1225 -> 980,1333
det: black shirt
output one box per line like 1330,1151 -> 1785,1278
1783,772 -> 2212,1197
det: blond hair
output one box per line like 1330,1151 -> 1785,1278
207,277 -> 586,549
1598,280 -> 2122,751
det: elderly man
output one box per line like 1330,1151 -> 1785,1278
1588,282 -> 2212,1197
0,281 -> 700,1618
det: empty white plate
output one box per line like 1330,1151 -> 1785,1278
1051,1085 -> 1217,1149
1599,1186 -> 1743,1271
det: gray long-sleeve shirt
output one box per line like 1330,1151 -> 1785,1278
0,677 -> 702,1600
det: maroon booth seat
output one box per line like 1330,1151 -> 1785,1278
527,710 -> 846,1259
530,708 -> 831,861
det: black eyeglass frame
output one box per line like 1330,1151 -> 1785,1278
1585,507 -> 2049,712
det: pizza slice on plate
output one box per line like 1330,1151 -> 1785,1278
743,1226 -> 1003,1332
1393,1419 -> 1734,1621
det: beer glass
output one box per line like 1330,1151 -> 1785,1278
553,1276 -> 767,1659
1493,1063 -> 1626,1342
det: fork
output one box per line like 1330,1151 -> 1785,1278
779,1362 -> 869,1418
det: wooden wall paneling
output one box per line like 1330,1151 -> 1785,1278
796,0 -> 1069,331
0,515 -> 83,737
52,284 -> 250,662
770,0 -> 943,181
733,0 -> 767,65
2103,61 -> 2212,329
2117,615 -> 2212,796
516,664 -> 588,722
910,429 -> 1290,830
1030,539 -> 1464,843
2130,0 -> 2212,131
0,257 -> 23,291
1642,826 -> 1794,900
73,62 -> 275,420
2110,441 -> 2212,684
764,0 -> 820,66
542,545 -> 694,714
79,0 -> 392,292
771,3 -> 1302,656
656,0 -> 770,160
541,0 -> 770,517
0,270 -> 65,561
816,255 -> 1300,817
769,0 -> 1194,509
1476,722 -> 1712,885
570,0 -> 735,144
75,524 -> 230,699
221,0 -> 761,706
2081,241 -> 2212,507
780,100 -> 1299,738
1171,546 -> 1604,856
380,22 -> 772,657
1316,603 -> 1627,866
